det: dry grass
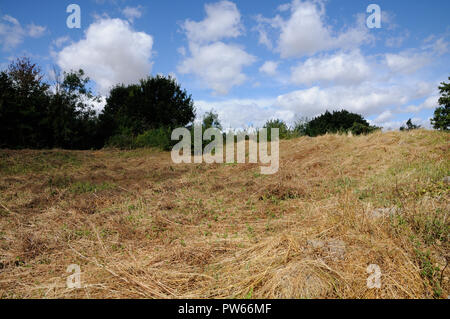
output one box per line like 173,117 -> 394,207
0,130 -> 448,299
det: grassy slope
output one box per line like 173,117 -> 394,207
0,130 -> 448,299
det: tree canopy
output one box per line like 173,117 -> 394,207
99,75 -> 195,140
431,77 -> 450,131
303,110 -> 379,137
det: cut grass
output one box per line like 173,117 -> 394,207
0,129 -> 448,299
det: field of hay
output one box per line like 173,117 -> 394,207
0,130 -> 448,299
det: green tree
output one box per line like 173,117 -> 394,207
431,77 -> 450,131
100,75 -> 196,140
304,110 -> 378,137
202,110 -> 222,130
264,119 -> 289,139
47,69 -> 101,149
0,58 -> 102,149
0,57 -> 50,148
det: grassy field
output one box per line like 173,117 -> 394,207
0,129 -> 448,299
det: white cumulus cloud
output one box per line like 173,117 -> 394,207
291,50 -> 372,85
56,18 -> 154,95
178,42 -> 256,95
182,1 -> 243,44
179,1 -> 255,95
275,82 -> 434,118
385,51 -> 430,75
259,61 -> 279,76
258,0 -> 372,58
122,6 -> 143,22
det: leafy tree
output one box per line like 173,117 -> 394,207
0,57 -> 50,148
47,69 -> 101,149
304,110 -> 378,137
264,119 -> 289,139
0,58 -> 101,149
202,110 -> 222,130
293,117 -> 310,136
100,75 -> 195,140
431,77 -> 450,131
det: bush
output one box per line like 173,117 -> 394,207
135,127 -> 173,151
263,119 -> 296,140
350,122 -> 379,135
106,127 -> 135,149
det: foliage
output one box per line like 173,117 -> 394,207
135,127 -> 173,151
263,119 -> 289,139
202,110 -> 222,130
431,77 -> 450,131
303,110 -> 379,137
99,75 -> 195,139
0,58 -> 100,149
0,58 -> 196,150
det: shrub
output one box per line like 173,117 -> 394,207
135,127 -> 173,151
350,122 -> 379,135
264,119 -> 288,139
106,127 -> 136,149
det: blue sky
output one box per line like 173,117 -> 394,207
0,0 -> 449,129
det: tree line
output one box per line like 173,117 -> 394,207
0,58 -> 448,150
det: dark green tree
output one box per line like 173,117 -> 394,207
431,77 -> 450,131
304,110 -> 378,137
0,57 -> 50,148
47,69 -> 101,149
0,58 -> 102,149
100,75 -> 196,141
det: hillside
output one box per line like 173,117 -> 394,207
0,130 -> 448,298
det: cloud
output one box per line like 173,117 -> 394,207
376,117 -> 432,131
384,51 -> 431,75
291,50 -> 372,85
52,36 -> 70,48
56,18 -> 153,95
0,15 -> 46,50
425,37 -> 449,56
28,23 -> 46,38
253,16 -> 273,50
178,42 -> 256,95
194,78 -> 438,129
374,110 -> 394,123
257,0 -> 372,58
122,6 -> 143,22
179,1 -> 255,94
256,28 -> 272,50
259,61 -> 279,76
274,82 -> 434,118
385,31 -> 410,48
195,98 -> 289,129
402,94 -> 439,113
182,1 -> 243,44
